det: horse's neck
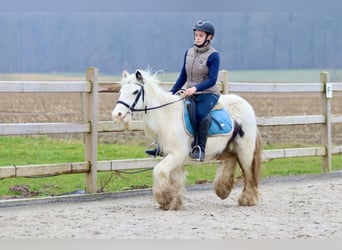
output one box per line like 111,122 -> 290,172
144,83 -> 170,106
143,83 -> 180,136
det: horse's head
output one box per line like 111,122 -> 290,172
112,70 -> 146,125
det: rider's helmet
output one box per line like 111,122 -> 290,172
193,20 -> 215,37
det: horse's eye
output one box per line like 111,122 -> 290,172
133,90 -> 139,95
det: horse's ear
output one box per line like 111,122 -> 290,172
135,70 -> 144,83
120,70 -> 130,86
122,70 -> 130,79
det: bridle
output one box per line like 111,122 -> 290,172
116,82 -> 145,113
116,82 -> 185,114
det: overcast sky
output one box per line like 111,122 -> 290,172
0,0 -> 341,12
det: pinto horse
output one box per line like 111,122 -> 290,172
112,70 -> 262,210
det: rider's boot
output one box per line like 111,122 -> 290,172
190,114 -> 212,162
145,145 -> 163,157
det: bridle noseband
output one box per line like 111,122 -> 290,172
116,82 -> 185,114
116,82 -> 145,113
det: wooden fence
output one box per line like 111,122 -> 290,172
0,68 -> 341,193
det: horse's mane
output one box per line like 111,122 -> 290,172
137,69 -> 172,102
139,66 -> 165,78
138,69 -> 162,84
136,69 -> 179,138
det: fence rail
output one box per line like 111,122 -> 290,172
0,68 -> 341,193
0,81 -> 90,93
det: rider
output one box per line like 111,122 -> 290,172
146,19 -> 220,161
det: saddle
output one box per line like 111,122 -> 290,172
183,101 -> 234,136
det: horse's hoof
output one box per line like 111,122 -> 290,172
214,184 -> 232,200
238,195 -> 258,206
158,198 -> 184,211
159,204 -> 170,211
154,187 -> 184,211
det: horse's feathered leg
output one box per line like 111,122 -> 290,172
235,130 -> 262,206
214,154 -> 237,200
152,153 -> 187,210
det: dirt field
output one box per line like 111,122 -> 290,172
0,171 -> 341,239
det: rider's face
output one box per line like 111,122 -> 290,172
194,30 -> 207,46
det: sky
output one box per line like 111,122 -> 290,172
0,0 -> 341,13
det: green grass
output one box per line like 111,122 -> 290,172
0,136 -> 341,199
0,135 -> 150,197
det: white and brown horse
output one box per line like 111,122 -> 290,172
112,70 -> 262,210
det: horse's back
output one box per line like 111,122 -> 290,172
219,94 -> 256,121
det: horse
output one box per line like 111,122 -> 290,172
112,70 -> 262,210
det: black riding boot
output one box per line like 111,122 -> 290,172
190,114 -> 212,161
187,96 -> 199,150
145,145 -> 163,157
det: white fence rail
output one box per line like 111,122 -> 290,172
0,68 -> 341,193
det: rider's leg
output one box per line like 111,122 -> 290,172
190,114 -> 212,161
189,94 -> 218,161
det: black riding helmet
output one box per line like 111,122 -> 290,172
193,19 -> 215,47
193,20 -> 215,36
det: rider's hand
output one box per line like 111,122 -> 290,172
184,87 -> 197,96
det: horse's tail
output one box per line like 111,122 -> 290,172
252,129 -> 263,187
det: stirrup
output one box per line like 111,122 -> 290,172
190,145 -> 203,161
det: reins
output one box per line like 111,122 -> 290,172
116,82 -> 186,114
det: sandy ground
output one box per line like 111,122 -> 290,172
0,171 -> 341,239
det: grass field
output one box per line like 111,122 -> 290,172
0,135 -> 341,199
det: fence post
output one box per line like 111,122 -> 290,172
219,70 -> 229,94
320,71 -> 332,173
84,67 -> 99,193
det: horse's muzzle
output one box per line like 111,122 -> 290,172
112,109 -> 132,124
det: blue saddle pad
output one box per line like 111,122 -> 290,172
183,103 -> 233,136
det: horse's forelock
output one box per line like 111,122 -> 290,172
139,70 -> 160,86
121,69 -> 162,87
